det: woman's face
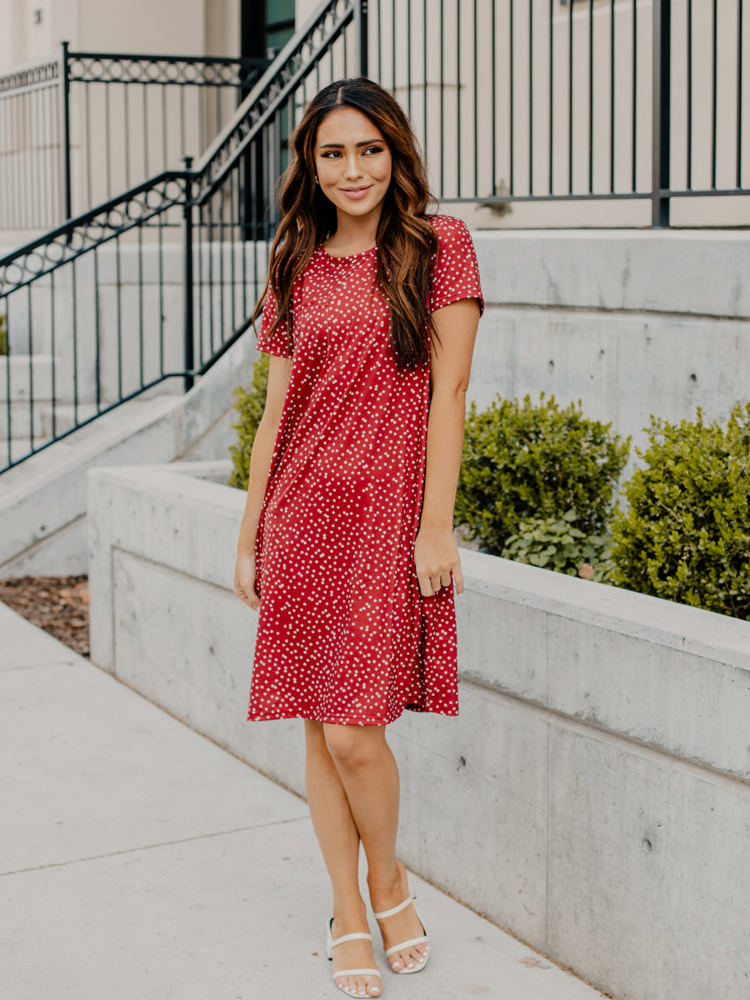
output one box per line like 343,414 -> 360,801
313,107 -> 392,225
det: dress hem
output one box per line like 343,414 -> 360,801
246,702 -> 459,727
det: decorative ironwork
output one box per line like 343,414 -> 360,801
0,59 -> 58,95
67,52 -> 265,89
0,173 -> 188,295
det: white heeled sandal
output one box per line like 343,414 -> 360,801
373,890 -> 430,975
326,917 -> 382,997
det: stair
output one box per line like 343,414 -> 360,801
0,353 -> 56,443
0,352 -> 149,461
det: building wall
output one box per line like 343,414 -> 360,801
205,0 -> 242,57
0,0 -> 211,69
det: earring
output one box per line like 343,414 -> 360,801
314,175 -> 320,185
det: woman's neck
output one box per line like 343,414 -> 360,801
324,212 -> 380,254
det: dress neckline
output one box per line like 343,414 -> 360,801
318,242 -> 378,261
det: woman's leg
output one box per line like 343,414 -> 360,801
303,719 -> 381,997
322,724 -> 430,974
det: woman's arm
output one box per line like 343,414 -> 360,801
414,298 -> 481,597
233,354 -> 293,610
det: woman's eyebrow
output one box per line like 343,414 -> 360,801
318,139 -> 383,149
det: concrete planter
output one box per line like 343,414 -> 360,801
88,460 -> 750,1000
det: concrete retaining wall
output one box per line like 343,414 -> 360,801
88,461 -> 750,1000
470,229 -> 750,468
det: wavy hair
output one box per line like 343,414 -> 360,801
253,77 -> 440,369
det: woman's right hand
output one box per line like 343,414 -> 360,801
233,550 -> 260,610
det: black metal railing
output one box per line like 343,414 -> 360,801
365,0 -> 750,228
0,59 -> 61,230
0,0 -> 361,473
0,46 -> 267,231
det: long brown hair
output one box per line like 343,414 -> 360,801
253,77 -> 439,369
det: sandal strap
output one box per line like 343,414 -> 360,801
332,968 -> 382,979
385,934 -> 429,957
372,895 -> 415,920
331,930 -> 373,948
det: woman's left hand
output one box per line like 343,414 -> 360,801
414,524 -> 464,597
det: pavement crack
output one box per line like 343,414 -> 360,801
0,814 -> 310,877
1,659 -> 79,672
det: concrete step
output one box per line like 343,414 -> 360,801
0,353 -> 55,402
0,393 -> 181,487
0,399 -> 174,468
0,401 -> 100,441
0,434 -> 51,468
0,353 -> 178,412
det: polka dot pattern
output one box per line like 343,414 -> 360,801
247,215 -> 484,726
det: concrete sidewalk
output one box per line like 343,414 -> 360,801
0,603 -> 607,1000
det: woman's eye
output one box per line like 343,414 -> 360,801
319,146 -> 384,158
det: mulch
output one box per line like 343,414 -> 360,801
0,575 -> 90,658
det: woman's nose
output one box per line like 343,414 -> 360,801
343,154 -> 362,178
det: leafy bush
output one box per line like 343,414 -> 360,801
228,352 -> 269,489
0,313 -> 7,355
611,405 -> 750,619
456,393 -> 630,555
501,509 -> 614,581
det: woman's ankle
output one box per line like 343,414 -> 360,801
366,858 -> 405,899
332,895 -> 369,927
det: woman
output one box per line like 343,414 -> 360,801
233,77 -> 483,998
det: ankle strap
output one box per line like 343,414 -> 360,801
331,930 -> 373,948
372,895 -> 415,920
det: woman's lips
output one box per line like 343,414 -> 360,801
340,185 -> 372,200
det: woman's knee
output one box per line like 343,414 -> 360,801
304,718 -> 327,752
323,723 -> 385,770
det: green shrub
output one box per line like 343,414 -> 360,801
502,509 -> 614,581
611,404 -> 750,619
0,313 -> 7,355
228,352 -> 269,489
456,393 -> 630,555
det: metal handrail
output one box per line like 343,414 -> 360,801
0,0 -> 359,474
0,172 -> 189,294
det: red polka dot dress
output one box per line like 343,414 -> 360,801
247,214 -> 484,726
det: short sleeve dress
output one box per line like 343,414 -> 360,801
247,214 -> 484,727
